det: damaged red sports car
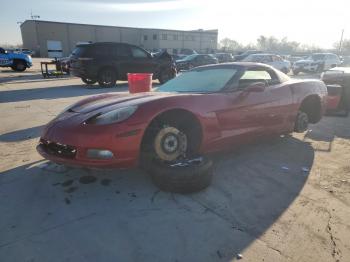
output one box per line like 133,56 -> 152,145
37,63 -> 327,170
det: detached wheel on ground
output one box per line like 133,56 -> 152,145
81,78 -> 97,85
149,156 -> 214,194
98,68 -> 116,88
11,60 -> 27,72
294,111 -> 309,132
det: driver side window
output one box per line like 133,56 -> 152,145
131,47 -> 148,58
238,69 -> 279,89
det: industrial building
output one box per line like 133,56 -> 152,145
20,20 -> 218,58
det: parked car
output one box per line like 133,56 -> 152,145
37,63 -> 327,192
175,54 -> 218,71
321,67 -> 350,116
214,53 -> 235,63
70,42 -> 177,87
340,56 -> 350,67
234,50 -> 263,61
0,47 -> 32,71
292,53 -> 341,75
243,54 -> 291,74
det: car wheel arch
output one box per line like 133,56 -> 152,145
140,108 -> 204,157
299,94 -> 322,124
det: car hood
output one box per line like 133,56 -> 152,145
8,53 -> 31,61
69,92 -> 176,114
295,59 -> 314,64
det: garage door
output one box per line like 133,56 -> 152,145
47,40 -> 63,58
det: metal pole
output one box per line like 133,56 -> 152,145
339,29 -> 344,54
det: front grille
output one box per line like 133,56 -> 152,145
40,139 -> 77,159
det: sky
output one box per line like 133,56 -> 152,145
1,0 -> 349,48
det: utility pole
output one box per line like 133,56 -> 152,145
338,29 -> 344,55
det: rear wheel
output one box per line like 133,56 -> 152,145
294,111 -> 309,132
81,78 -> 97,85
98,69 -> 116,88
12,60 -> 27,72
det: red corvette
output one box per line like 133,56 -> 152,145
37,63 -> 327,169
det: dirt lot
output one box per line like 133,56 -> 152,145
1,59 -> 350,262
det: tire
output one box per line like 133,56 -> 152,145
98,68 -> 116,88
12,60 -> 27,72
292,70 -> 299,76
294,111 -> 309,133
158,69 -> 175,84
81,78 -> 97,85
149,156 -> 213,193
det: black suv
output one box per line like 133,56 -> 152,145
70,42 -> 176,87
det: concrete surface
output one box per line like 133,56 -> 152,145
0,59 -> 350,262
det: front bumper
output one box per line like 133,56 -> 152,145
37,116 -> 147,168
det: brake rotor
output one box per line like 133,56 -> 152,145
154,126 -> 187,161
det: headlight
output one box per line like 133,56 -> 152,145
85,106 -> 138,125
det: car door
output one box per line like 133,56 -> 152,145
129,46 -> 158,74
214,68 -> 289,144
112,44 -> 133,80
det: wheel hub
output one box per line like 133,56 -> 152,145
154,126 -> 187,161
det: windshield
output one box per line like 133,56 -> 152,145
243,55 -> 262,62
71,46 -> 88,57
181,54 -> 198,61
307,54 -> 325,61
156,68 -> 237,93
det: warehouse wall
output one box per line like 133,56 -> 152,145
20,20 -> 218,57
20,21 -> 39,56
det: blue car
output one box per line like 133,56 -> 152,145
0,47 -> 32,71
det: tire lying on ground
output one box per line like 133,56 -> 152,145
148,156 -> 214,194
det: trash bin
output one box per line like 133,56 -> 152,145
326,84 -> 342,110
127,73 -> 153,93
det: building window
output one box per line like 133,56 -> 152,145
173,35 -> 178,41
143,35 -> 148,41
162,34 -> 167,40
153,34 -> 157,40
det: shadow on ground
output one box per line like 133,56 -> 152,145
0,125 -> 45,142
0,135 -> 314,262
0,84 -> 129,103
303,115 -> 350,152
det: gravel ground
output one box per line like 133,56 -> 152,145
0,59 -> 349,262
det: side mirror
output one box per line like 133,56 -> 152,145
245,82 -> 266,92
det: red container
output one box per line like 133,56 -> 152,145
127,73 -> 153,93
326,95 -> 341,110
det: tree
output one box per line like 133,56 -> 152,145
219,38 -> 242,51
